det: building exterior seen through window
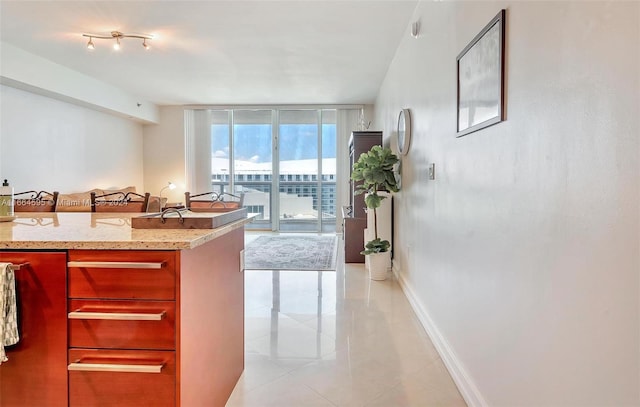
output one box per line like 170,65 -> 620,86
210,109 -> 337,232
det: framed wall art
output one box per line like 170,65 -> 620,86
456,9 -> 506,137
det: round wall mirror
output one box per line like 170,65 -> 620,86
397,109 -> 412,156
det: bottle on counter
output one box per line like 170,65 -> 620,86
0,179 -> 14,217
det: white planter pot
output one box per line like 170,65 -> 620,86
367,251 -> 389,281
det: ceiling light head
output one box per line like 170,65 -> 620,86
86,37 -> 95,50
143,38 -> 150,50
113,37 -> 121,50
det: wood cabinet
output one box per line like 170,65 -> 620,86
68,299 -> 176,349
67,249 -> 178,406
0,226 -> 245,407
177,227 -> 245,407
349,131 -> 383,218
67,250 -> 176,300
68,349 -> 176,407
343,131 -> 382,263
342,211 -> 367,263
67,229 -> 244,406
0,251 -> 68,407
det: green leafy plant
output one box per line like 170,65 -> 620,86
360,238 -> 391,255
351,145 -> 399,254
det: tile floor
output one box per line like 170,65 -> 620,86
226,233 -> 466,407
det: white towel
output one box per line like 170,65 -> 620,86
0,262 -> 19,365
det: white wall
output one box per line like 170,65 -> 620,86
0,85 -> 144,193
143,106 -> 186,204
375,1 -> 639,406
1,42 -> 159,124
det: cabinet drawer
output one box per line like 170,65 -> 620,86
68,349 -> 175,407
69,299 -> 175,350
68,250 -> 176,299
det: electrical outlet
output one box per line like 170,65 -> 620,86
428,163 -> 436,180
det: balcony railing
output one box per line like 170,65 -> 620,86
209,180 -> 337,232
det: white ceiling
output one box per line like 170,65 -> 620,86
0,1 -> 418,106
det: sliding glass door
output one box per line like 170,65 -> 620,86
278,110 -> 319,231
211,110 -> 271,229
276,110 -> 337,232
320,110 -> 337,231
233,110 -> 274,229
209,108 -> 337,232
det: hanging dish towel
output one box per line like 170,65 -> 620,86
0,262 -> 19,365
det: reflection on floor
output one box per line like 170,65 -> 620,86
227,233 -> 466,406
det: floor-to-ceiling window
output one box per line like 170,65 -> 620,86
206,107 -> 340,232
278,109 -> 337,232
320,110 -> 338,231
233,110 -> 274,229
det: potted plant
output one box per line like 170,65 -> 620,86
350,145 -> 399,280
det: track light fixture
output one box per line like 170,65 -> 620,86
82,31 -> 153,51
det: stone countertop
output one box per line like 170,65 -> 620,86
0,212 -> 254,250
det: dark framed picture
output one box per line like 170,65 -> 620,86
456,9 -> 506,137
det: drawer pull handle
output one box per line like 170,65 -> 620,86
68,362 -> 163,373
68,311 -> 166,321
67,261 -> 164,269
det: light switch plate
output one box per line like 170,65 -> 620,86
428,163 -> 435,180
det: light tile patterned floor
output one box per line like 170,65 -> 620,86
227,233 -> 466,407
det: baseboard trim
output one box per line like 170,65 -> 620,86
392,264 -> 487,407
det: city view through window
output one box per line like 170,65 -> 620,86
209,109 -> 337,232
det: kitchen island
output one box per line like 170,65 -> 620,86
0,212 -> 251,407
